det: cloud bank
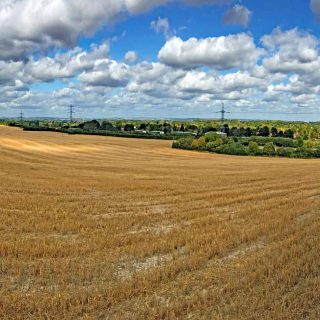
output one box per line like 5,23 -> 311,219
0,1 -> 320,118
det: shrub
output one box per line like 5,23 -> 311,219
205,132 -> 220,142
215,143 -> 250,156
263,143 -> 276,156
314,149 -> 320,158
248,141 -> 259,154
277,147 -> 294,157
304,140 -> 320,149
173,137 -> 195,150
172,141 -> 180,149
206,138 -> 224,152
191,139 -> 199,150
273,137 -> 299,147
197,136 -> 207,150
243,136 -> 299,148
294,147 -> 320,158
226,137 -> 235,145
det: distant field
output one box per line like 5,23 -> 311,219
0,126 -> 319,319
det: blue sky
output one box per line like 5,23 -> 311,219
1,0 -> 320,120
86,1 -> 320,61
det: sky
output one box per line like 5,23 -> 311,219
1,0 -> 320,120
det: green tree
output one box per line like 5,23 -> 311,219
191,139 -> 199,150
138,123 -> 147,130
284,129 -> 294,139
124,124 -> 135,131
205,131 -> 220,142
258,126 -> 270,137
271,127 -> 278,137
263,142 -> 276,156
102,121 -> 114,131
197,136 -> 207,150
249,141 -> 259,154
206,138 -> 224,151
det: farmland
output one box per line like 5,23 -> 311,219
0,125 -> 319,319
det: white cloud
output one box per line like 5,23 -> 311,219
0,0 -> 246,61
0,0 -> 171,60
177,70 -> 267,97
151,17 -> 171,39
1,25 -> 320,117
0,61 -> 24,85
125,51 -> 138,63
125,0 -> 168,13
23,42 -> 110,83
223,4 -> 252,28
158,34 -> 264,69
262,28 -> 320,74
78,60 -> 130,87
128,62 -> 188,99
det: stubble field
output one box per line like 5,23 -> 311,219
0,125 -> 319,319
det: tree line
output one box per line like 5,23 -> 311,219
173,132 -> 320,159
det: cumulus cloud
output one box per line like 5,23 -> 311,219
2,24 -> 320,116
223,4 -> 252,28
0,61 -> 24,85
23,42 -> 110,83
262,28 -> 320,74
178,70 -> 266,95
0,0 -> 170,60
125,0 -> 168,13
127,62 -> 189,99
158,34 -> 264,69
78,60 -> 130,87
125,51 -> 138,63
0,0 -> 240,61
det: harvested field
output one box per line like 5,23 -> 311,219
0,126 -> 319,319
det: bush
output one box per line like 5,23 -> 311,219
226,137 -> 235,145
277,147 -> 294,157
248,141 -> 259,155
304,140 -> 320,148
314,149 -> 320,158
263,143 -> 276,156
273,137 -> 299,147
241,136 -> 299,148
191,139 -> 199,150
197,136 -> 207,150
206,138 -> 224,151
172,137 -> 195,150
294,147 -> 320,158
205,132 -> 220,142
172,141 -> 180,149
215,143 -> 250,156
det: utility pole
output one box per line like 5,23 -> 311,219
69,105 -> 74,123
218,103 -> 230,133
20,110 -> 23,122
